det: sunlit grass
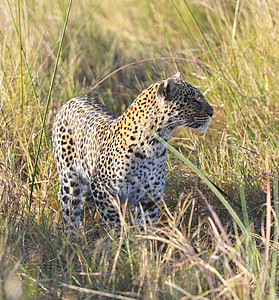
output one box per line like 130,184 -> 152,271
0,0 -> 278,298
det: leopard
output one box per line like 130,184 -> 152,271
52,72 -> 214,233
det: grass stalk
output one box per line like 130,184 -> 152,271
270,176 -> 278,297
180,0 -> 252,136
232,0 -> 240,42
60,283 -> 137,300
264,153 -> 271,266
198,189 -> 231,245
6,0 -> 48,146
239,184 -> 249,229
17,0 -> 23,114
29,0 -> 73,207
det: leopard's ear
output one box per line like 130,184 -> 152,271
157,78 -> 178,101
170,72 -> 182,80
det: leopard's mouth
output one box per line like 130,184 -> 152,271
196,122 -> 210,132
185,117 -> 212,132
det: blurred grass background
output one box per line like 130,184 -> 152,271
0,0 -> 278,298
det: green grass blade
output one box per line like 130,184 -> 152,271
239,184 -> 250,229
171,0 -> 197,47
6,0 -> 47,146
17,0 -> 23,114
29,0 -> 73,207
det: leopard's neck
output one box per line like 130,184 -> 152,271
117,94 -> 174,143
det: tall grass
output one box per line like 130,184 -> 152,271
29,0 -> 73,208
0,0 -> 278,298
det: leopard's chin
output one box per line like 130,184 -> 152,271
196,118 -> 211,132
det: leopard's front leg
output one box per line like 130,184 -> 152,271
134,196 -> 162,227
89,178 -> 122,233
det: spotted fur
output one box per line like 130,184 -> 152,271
52,73 -> 214,232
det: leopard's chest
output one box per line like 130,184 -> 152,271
115,155 -> 167,205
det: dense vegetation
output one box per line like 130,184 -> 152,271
0,0 -> 278,298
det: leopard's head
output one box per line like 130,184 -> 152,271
156,72 -> 214,132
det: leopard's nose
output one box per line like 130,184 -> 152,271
206,103 -> 214,118
208,109 -> 214,118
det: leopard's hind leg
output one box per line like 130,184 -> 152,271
53,117 -> 86,232
59,168 -> 87,232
